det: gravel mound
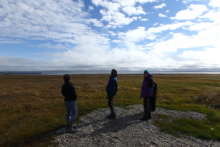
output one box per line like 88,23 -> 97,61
53,105 -> 220,147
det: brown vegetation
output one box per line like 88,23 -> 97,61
0,74 -> 220,146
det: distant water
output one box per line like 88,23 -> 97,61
41,71 -> 220,75
1,71 -> 220,75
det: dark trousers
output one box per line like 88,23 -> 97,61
108,96 -> 115,116
143,97 -> 151,119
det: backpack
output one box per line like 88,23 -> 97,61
150,80 -> 158,112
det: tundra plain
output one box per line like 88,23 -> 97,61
0,74 -> 220,146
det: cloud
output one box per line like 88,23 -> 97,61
89,19 -> 103,27
141,18 -> 149,21
92,0 -> 120,11
89,6 -> 94,11
158,13 -> 167,17
112,0 -> 158,7
153,3 -> 166,9
118,27 -> 156,42
1,0 -> 220,71
0,0 -> 90,44
209,0 -> 220,8
122,6 -> 146,15
0,38 -> 25,44
38,43 -> 67,50
108,31 -> 117,36
171,4 -> 207,20
100,10 -> 135,28
182,0 -> 204,4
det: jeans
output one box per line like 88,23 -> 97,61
64,101 -> 77,123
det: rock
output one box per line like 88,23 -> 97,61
53,104 -> 220,147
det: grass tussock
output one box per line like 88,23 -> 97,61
0,74 -> 220,146
155,111 -> 220,140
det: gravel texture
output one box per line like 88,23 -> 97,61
53,105 -> 220,147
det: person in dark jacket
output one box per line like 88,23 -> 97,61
106,69 -> 118,119
140,70 -> 153,121
62,74 -> 77,133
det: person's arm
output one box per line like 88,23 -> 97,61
61,85 -> 66,97
70,84 -> 77,100
107,78 -> 114,97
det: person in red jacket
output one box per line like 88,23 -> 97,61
62,74 -> 77,133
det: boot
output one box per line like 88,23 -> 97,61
108,113 -> 116,119
67,121 -> 76,133
140,116 -> 148,121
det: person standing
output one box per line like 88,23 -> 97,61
62,74 -> 77,133
106,69 -> 118,119
140,70 -> 153,121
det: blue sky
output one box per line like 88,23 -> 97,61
0,0 -> 220,71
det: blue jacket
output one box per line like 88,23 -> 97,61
106,74 -> 118,97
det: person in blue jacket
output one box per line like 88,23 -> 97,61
106,69 -> 118,119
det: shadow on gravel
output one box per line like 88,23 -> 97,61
87,112 -> 144,137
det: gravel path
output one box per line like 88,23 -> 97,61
53,105 -> 220,147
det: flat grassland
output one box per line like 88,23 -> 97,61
0,74 -> 220,146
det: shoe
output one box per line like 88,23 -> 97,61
108,115 -> 116,119
66,126 -> 77,133
106,114 -> 111,118
140,117 -> 148,121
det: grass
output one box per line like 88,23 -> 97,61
0,74 -> 220,146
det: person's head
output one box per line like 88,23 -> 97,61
144,70 -> 149,77
63,74 -> 71,83
111,69 -> 117,76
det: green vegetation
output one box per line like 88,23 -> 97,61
155,111 -> 220,140
0,74 -> 220,146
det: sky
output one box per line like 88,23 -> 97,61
0,0 -> 220,72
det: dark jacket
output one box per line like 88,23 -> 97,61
62,82 -> 77,101
106,74 -> 118,97
140,74 -> 153,98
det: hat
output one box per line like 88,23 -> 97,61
111,69 -> 117,75
144,70 -> 149,74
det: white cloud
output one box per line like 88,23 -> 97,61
165,10 -> 170,13
154,3 -> 166,9
171,4 -> 207,20
89,19 -> 103,27
141,18 -> 149,21
122,6 -> 146,15
0,0 -> 89,44
147,21 -> 193,38
182,0 -> 203,4
38,43 -> 67,50
209,0 -> 220,8
112,0 -> 158,7
89,6 -> 94,11
153,25 -> 220,54
1,0 -> 220,71
118,27 -> 156,42
92,1 -> 121,11
159,13 -> 167,17
108,31 -> 117,36
100,10 -> 135,28
112,40 -> 121,43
